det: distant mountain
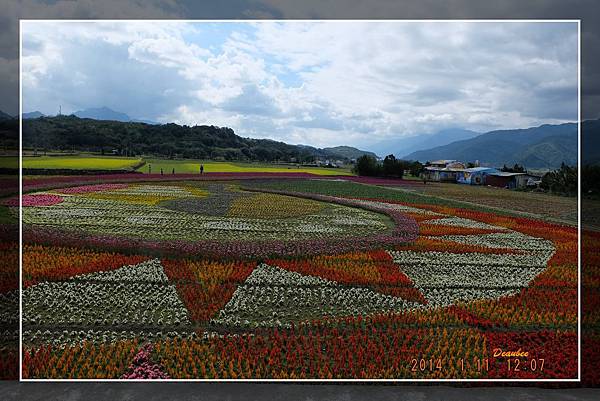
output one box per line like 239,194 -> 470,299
22,111 -> 44,119
321,146 -> 378,160
131,118 -> 159,125
70,106 -> 159,125
0,110 -> 14,120
582,119 -> 600,165
369,128 -> 480,158
73,107 -> 132,122
404,122 -> 578,168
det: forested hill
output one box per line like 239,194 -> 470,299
19,115 -> 373,162
404,122 -> 579,168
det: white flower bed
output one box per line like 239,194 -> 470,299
424,216 -> 508,230
72,259 -> 169,282
392,260 -> 545,288
23,328 -> 198,347
22,260 -> 192,345
103,184 -> 196,197
212,264 -> 421,328
0,290 -> 18,326
432,232 -> 555,251
388,205 -> 556,309
387,250 -> 552,268
346,198 -> 442,215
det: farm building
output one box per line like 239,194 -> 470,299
457,167 -> 499,185
485,172 -> 541,189
422,160 -> 467,182
423,166 -> 465,182
428,160 -> 466,169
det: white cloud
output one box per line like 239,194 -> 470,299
21,20 -> 578,152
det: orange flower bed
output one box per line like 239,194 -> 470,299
395,237 -> 524,255
22,245 -> 149,287
23,341 -> 139,379
267,250 -> 427,304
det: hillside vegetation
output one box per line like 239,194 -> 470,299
20,115 -> 374,163
404,122 -> 578,168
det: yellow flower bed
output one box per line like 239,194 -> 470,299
82,184 -> 208,205
227,192 -> 325,219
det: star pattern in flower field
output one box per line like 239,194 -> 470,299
21,195 -> 556,344
211,203 -> 556,329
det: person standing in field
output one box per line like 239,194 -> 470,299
200,164 -> 204,174
172,168 -> 175,175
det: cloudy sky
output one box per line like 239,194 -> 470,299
21,20 -> 578,150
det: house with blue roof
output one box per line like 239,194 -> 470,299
456,167 -> 499,185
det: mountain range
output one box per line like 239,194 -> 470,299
300,145 -> 377,160
0,110 -> 14,120
23,107 -> 158,124
9,106 -> 594,168
370,128 -> 481,158
582,119 -> 600,165
403,122 -> 579,168
22,111 -> 44,119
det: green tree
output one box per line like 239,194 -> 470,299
382,154 -> 403,177
409,161 -> 423,177
353,155 -> 380,176
540,163 -> 577,196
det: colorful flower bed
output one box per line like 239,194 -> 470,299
17,177 -> 581,380
21,184 -> 396,243
23,244 -> 148,287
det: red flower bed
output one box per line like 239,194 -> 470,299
153,320 -> 486,379
162,259 -> 256,322
0,242 -> 18,293
484,330 -> 577,379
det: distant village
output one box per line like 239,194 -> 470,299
421,159 -> 542,189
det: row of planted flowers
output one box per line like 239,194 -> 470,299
22,318 -> 577,379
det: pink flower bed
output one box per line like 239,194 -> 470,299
121,344 -> 169,379
56,183 -> 130,194
3,194 -> 63,207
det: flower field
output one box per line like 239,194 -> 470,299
4,177 -> 584,380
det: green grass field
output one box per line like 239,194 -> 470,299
0,157 -> 18,169
22,156 -> 142,170
16,156 -> 354,175
139,159 -> 354,176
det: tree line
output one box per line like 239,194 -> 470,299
19,116 -> 358,163
352,154 -> 423,179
